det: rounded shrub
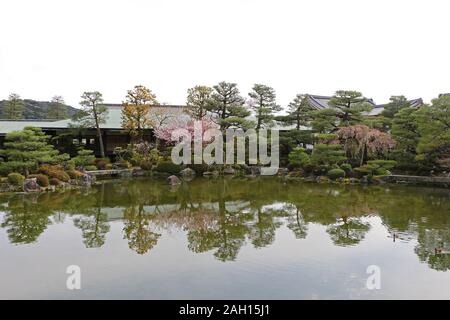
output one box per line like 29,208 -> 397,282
327,168 -> 346,180
340,163 -> 352,174
27,174 -> 49,187
7,172 -> 25,186
155,161 -> 182,174
85,165 -> 98,171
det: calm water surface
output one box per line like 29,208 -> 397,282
0,177 -> 449,299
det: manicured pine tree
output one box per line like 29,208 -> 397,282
209,81 -> 253,130
0,127 -> 69,176
311,90 -> 373,132
185,85 -> 214,120
248,84 -> 281,129
287,94 -> 314,130
74,91 -> 108,158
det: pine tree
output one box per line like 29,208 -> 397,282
287,94 -> 314,130
186,85 -> 213,120
248,84 -> 281,129
74,91 -> 108,158
47,95 -> 68,119
3,93 -> 24,119
311,144 -> 346,166
0,127 -> 69,175
391,107 -> 420,167
311,90 -> 372,132
208,81 -> 253,130
415,95 -> 450,167
381,95 -> 411,119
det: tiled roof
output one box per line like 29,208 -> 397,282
365,98 -> 424,116
307,94 -> 376,110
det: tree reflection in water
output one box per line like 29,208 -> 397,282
0,177 -> 449,270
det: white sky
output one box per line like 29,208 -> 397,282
1,0 -> 449,109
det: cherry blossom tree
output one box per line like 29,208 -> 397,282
336,124 -> 396,166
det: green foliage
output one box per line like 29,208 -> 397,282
27,174 -> 49,187
381,95 -> 411,118
327,168 -> 346,180
113,146 -> 133,162
286,94 -> 314,130
2,93 -> 24,119
340,163 -> 352,174
314,133 -> 338,144
414,96 -> 450,169
367,160 -> 397,170
73,91 -> 108,157
355,160 -> 396,177
47,95 -> 68,119
0,127 -> 68,175
155,161 -> 182,174
72,148 -> 96,168
311,144 -> 346,166
208,81 -> 253,130
311,90 -> 373,132
391,107 -> 421,169
288,148 -> 310,168
185,85 -> 214,120
7,173 -> 25,186
248,84 -> 281,129
85,165 -> 98,171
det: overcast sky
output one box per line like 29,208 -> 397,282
1,0 -> 449,109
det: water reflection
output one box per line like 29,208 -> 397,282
0,177 -> 449,270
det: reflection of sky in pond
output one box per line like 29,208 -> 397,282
0,177 -> 449,299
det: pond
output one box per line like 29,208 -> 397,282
0,177 -> 449,299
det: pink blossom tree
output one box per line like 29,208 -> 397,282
336,124 -> 396,166
154,116 -> 217,146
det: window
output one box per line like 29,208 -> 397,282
89,138 -> 95,145
81,139 -> 87,145
72,138 -> 79,145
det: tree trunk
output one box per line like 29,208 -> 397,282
97,127 -> 105,158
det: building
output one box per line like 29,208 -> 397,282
0,104 -> 189,157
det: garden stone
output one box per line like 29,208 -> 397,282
23,178 -> 40,192
167,175 -> 181,185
